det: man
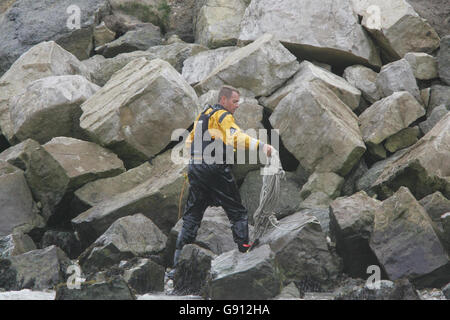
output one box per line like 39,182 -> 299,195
168,85 -> 274,279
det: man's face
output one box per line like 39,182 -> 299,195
221,91 -> 240,114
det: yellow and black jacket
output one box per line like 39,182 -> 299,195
186,104 -> 264,163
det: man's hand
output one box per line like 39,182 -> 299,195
263,144 -> 274,157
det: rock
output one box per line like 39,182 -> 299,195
443,282 -> 450,299
146,41 -> 208,73
334,278 -> 420,300
343,65 -> 382,104
194,33 -> 300,97
94,21 -> 116,47
372,113 -> 450,200
73,162 -> 154,209
406,0 -> 450,38
419,105 -> 448,134
359,92 -> 425,146
208,244 -> 282,300
9,75 -> 100,144
0,0 -> 111,75
239,0 -> 381,69
0,233 -> 36,258
419,192 -> 450,224
79,213 -> 167,275
273,282 -> 301,300
0,41 -> 91,143
0,245 -> 71,291
438,36 -> 450,86
376,59 -> 422,103
82,51 -> 156,87
442,213 -> 450,248
165,0 -> 197,42
351,0 -> 440,61
80,58 -> 199,168
123,258 -> 165,294
195,0 -> 247,48
41,230 -> 82,260
55,276 -> 135,300
240,171 -> 304,224
261,61 -> 362,111
384,126 -> 420,153
421,88 -> 431,109
298,172 -> 344,209
341,159 -> 369,197
260,211 -> 342,287
329,191 -> 382,278
428,85 -> 450,115
269,81 -> 366,176
367,142 -> 387,160
174,244 -> 215,295
71,146 -> 187,249
0,161 -> 43,237
98,23 -> 162,58
182,46 -> 237,85
369,187 -> 450,289
404,52 -> 438,80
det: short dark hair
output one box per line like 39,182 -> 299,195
218,85 -> 240,102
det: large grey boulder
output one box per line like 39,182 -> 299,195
98,23 -> 162,58
428,85 -> 450,116
343,65 -> 382,104
79,213 -> 167,275
208,245 -> 282,300
239,0 -> 381,68
123,258 -> 165,294
0,41 -> 91,144
351,0 -> 440,61
194,33 -> 300,97
195,0 -> 247,48
72,147 -> 188,249
359,91 -> 425,146
261,61 -> 361,111
404,52 -> 438,80
269,81 -> 366,176
0,161 -> 43,237
375,59 -> 422,103
260,211 -> 342,288
0,245 -> 71,291
329,191 -> 382,278
438,36 -> 450,86
372,113 -> 450,200
298,172 -> 344,210
419,105 -> 448,135
369,187 -> 450,288
0,0 -> 110,75
9,75 -> 100,144
182,46 -> 237,85
80,57 -> 199,168
384,126 -> 420,153
406,0 -> 450,38
0,233 -> 36,258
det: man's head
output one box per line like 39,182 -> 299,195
218,85 -> 240,114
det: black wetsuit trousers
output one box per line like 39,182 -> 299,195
175,162 -> 249,250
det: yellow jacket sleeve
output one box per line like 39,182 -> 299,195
218,112 -> 264,151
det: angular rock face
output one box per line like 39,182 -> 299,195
0,0 -> 111,75
194,33 -> 300,97
80,58 -> 199,168
41,230 -> 82,260
329,191 -> 382,278
372,113 -> 450,200
359,91 -> 425,145
299,172 -> 344,209
369,187 -> 450,289
0,245 -> 71,291
182,46 -> 237,85
123,258 -> 165,294
0,161 -> 43,237
406,0 -> 450,38
0,233 -> 36,258
419,192 -> 450,224
351,0 -> 440,61
239,0 -> 381,68
208,245 -> 282,300
384,126 -> 420,153
376,59 -> 422,103
79,213 -> 167,274
72,148 -> 188,249
419,105 -> 448,135
174,244 -> 215,295
428,85 -> 450,116
195,0 -> 247,48
343,64 -> 381,104
404,52 -> 438,81
259,211 -> 342,288
261,61 -> 361,111
0,41 -> 91,143
269,81 -> 366,176
438,36 -> 450,86
9,75 -> 100,144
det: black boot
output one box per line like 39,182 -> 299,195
167,249 -> 181,280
